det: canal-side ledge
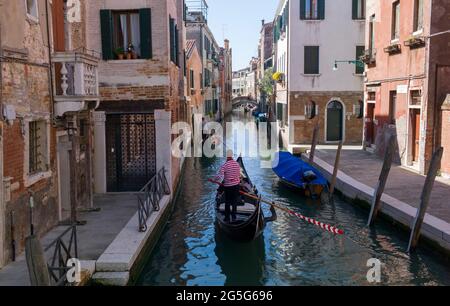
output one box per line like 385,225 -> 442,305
91,195 -> 172,286
302,154 -> 450,253
91,159 -> 187,286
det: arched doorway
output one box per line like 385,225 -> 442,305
326,100 -> 344,142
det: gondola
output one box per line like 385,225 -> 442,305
215,157 -> 276,241
272,151 -> 329,199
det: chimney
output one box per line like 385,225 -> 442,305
224,39 -> 229,50
261,19 -> 265,26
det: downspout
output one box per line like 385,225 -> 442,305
45,0 -> 56,124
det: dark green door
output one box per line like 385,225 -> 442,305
327,101 -> 343,142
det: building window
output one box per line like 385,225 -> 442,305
169,17 -> 179,65
392,1 -> 400,40
112,11 -> 141,58
352,0 -> 365,20
356,46 -> 365,74
304,46 -> 319,75
369,15 -> 376,57
413,0 -> 424,32
389,91 -> 397,124
26,0 -> 39,20
29,121 -> 48,174
368,91 -> 376,102
410,90 -> 422,106
189,69 -> 195,90
354,100 -> 364,118
305,101 -> 317,119
100,9 -> 152,61
300,0 -> 325,20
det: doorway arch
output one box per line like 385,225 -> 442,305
326,100 -> 344,142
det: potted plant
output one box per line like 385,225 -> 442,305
127,43 -> 136,60
114,47 -> 125,60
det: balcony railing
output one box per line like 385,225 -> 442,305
137,168 -> 171,232
361,48 -> 377,64
52,49 -> 100,117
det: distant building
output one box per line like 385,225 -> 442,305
364,0 -> 450,176
232,68 -> 250,98
273,0 -> 365,149
186,40 -> 205,123
186,1 -> 222,121
219,39 -> 233,117
257,20 -> 274,113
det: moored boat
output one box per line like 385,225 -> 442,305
215,157 -> 276,241
272,151 -> 329,199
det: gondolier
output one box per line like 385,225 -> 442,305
213,150 -> 241,222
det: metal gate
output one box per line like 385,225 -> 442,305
106,114 -> 156,192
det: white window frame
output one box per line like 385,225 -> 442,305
23,117 -> 52,188
25,0 -> 39,22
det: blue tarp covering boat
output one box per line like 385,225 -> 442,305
273,151 -> 328,190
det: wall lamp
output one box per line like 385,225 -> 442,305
333,60 -> 365,71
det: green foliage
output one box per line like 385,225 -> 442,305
259,68 -> 274,96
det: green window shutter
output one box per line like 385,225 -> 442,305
304,46 -> 319,74
356,46 -> 365,74
169,18 -> 175,63
300,0 -> 306,20
139,8 -> 152,59
318,0 -> 325,20
175,25 -> 179,66
100,10 -> 114,60
352,0 -> 358,20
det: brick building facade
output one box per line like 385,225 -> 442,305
273,0 -> 365,149
86,0 -> 186,191
0,0 -> 59,267
364,0 -> 450,175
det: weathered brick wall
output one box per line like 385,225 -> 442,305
1,62 -> 58,261
290,92 -> 364,145
0,0 -> 58,264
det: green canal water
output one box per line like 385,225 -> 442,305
137,113 -> 450,286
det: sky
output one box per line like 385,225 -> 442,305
206,0 -> 279,71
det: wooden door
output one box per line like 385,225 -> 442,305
327,101 -> 343,142
412,110 -> 421,162
366,103 -> 375,145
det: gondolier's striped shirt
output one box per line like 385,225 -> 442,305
215,159 -> 241,187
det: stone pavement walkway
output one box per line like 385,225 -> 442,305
314,148 -> 450,224
0,193 -> 138,286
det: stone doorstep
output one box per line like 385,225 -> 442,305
95,195 -> 171,273
305,154 -> 450,251
91,272 -> 130,287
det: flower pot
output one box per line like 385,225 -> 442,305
126,52 -> 132,60
117,54 -> 124,60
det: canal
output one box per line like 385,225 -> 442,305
137,113 -> 450,286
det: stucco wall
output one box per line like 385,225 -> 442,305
288,0 -> 365,92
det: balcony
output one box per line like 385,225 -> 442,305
360,48 -> 376,65
52,50 -> 100,117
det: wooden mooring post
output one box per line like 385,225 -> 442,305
367,135 -> 396,226
329,141 -> 343,196
407,147 -> 443,253
25,235 -> 51,286
309,124 -> 320,163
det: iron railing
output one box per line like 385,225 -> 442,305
137,168 -> 171,232
45,225 -> 78,286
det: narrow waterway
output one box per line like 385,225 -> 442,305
137,113 -> 450,286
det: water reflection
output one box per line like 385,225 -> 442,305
137,113 -> 450,286
214,228 -> 266,286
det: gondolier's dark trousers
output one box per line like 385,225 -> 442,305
224,184 -> 240,221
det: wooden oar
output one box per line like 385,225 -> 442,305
209,179 -> 344,235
